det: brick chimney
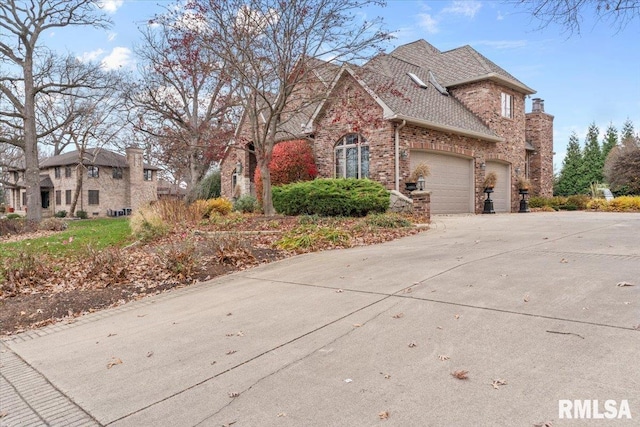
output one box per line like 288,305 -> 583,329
525,99 -> 554,197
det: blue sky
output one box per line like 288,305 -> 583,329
46,0 -> 640,171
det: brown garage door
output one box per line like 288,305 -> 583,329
486,161 -> 510,213
411,151 -> 473,214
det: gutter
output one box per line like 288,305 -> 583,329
387,114 -> 504,143
394,120 -> 406,191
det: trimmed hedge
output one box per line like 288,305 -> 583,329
272,178 -> 389,217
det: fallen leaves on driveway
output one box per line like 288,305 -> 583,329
451,370 -> 469,380
491,379 -> 507,389
408,341 -> 417,348
107,357 -> 122,369
617,281 -> 635,287
438,355 -> 450,361
560,258 -> 569,263
378,410 -> 390,420
392,313 -> 404,319
228,392 -> 240,398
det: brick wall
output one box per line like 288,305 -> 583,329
525,109 -> 555,197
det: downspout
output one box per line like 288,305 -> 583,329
394,120 -> 407,191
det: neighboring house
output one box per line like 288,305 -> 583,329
221,39 -> 554,214
5,147 -> 159,217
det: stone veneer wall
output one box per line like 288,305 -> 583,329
126,147 -> 157,212
525,111 -> 554,197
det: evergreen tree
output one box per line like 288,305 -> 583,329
580,122 -> 603,190
601,123 -> 618,160
620,119 -> 637,149
556,132 -> 584,196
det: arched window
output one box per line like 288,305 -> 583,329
335,133 -> 369,179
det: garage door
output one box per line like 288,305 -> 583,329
411,151 -> 473,214
486,161 -> 510,213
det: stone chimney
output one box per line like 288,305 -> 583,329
531,98 -> 545,113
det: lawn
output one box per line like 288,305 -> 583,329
0,218 -> 132,259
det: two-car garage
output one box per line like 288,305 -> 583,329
410,151 -> 511,214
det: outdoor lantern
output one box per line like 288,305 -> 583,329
236,161 -> 243,174
417,175 -> 425,191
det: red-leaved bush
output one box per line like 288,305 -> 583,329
254,139 -> 318,201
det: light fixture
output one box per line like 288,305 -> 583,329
480,162 -> 486,170
417,176 -> 426,191
236,161 -> 243,174
400,150 -> 408,159
515,167 -> 521,176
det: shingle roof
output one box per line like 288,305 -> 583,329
40,148 -> 159,170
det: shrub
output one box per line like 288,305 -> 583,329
566,194 -> 590,210
254,139 -> 318,201
272,178 -> 389,217
6,213 -> 22,220
0,217 -> 27,236
54,210 -> 67,218
206,197 -> 233,216
233,195 -> 260,213
75,210 -> 88,219
191,170 -> 221,201
589,196 -> 640,212
130,205 -> 170,242
39,218 -> 68,232
159,241 -> 198,279
0,250 -> 51,292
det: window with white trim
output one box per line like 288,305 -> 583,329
334,134 -> 369,179
501,92 -> 513,118
87,166 -> 99,178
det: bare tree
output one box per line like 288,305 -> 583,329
199,0 -> 391,215
512,0 -> 640,34
125,8 -> 237,197
0,0 -> 109,221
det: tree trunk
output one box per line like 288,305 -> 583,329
23,56 -> 42,222
259,158 -> 274,216
70,164 -> 83,216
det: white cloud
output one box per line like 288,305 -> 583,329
418,13 -> 439,34
442,1 -> 481,18
101,47 -> 133,70
107,32 -> 117,42
77,49 -> 105,63
497,11 -> 504,21
97,0 -> 124,14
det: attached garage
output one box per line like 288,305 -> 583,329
411,151 -> 473,214
485,161 -> 511,213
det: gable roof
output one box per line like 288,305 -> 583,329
40,148 -> 159,170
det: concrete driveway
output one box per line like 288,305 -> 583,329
2,212 -> 639,426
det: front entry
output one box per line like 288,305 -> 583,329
41,191 -> 50,209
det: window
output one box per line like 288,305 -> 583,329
65,166 -> 72,178
55,190 -> 61,205
54,167 -> 61,178
501,92 -> 513,118
88,166 -> 99,178
22,191 -> 27,207
143,169 -> 153,181
334,133 -> 369,179
65,190 -> 72,205
113,167 -> 123,179
88,190 -> 99,205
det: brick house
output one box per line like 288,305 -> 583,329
221,39 -> 553,214
5,147 -> 158,217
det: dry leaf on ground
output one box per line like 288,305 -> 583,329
408,341 -> 417,348
617,281 -> 634,287
560,258 -> 569,263
228,392 -> 240,398
438,355 -> 450,361
451,370 -> 469,380
0,411 -> 8,419
277,412 -> 287,417
226,350 -> 237,355
491,379 -> 507,389
378,411 -> 390,420
524,294 -> 530,302
107,357 -> 122,369
392,313 -> 404,319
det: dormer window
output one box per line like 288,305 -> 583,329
501,93 -> 513,118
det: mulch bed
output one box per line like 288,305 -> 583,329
0,215 -> 425,336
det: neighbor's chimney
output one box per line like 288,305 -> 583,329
532,98 -> 544,113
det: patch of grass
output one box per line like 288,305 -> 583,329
0,218 -> 132,259
276,224 -> 350,251
364,213 -> 412,228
